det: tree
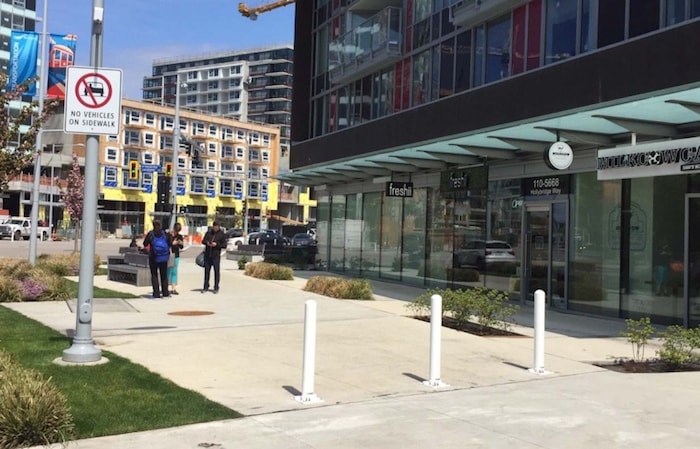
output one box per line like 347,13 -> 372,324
64,155 -> 84,252
0,73 -> 58,192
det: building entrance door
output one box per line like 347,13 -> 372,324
685,195 -> 700,327
523,202 -> 568,309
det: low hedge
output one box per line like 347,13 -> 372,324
0,255 -> 89,303
0,349 -> 75,449
244,262 -> 294,280
303,276 -> 374,300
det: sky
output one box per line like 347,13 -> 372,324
44,0 -> 296,99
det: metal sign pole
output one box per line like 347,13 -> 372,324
28,0 -> 50,265
62,0 -> 104,364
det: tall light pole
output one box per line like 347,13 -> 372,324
169,75 -> 188,230
62,0 -> 104,364
28,0 -> 50,265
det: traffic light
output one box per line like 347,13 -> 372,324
164,163 -> 173,177
128,160 -> 139,180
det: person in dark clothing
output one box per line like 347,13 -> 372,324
202,221 -> 227,293
169,222 -> 184,295
143,220 -> 173,299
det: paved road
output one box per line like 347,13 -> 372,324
0,238 -> 200,262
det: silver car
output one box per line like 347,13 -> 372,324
455,240 -> 517,269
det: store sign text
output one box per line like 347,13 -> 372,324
597,136 -> 700,180
385,181 -> 413,198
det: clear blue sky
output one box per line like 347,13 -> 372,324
44,0 -> 295,99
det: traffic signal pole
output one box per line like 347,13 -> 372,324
62,0 -> 104,364
169,75 -> 184,230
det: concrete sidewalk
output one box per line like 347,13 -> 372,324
5,258 -> 698,448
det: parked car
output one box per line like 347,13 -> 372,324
224,228 -> 246,251
248,230 -> 289,246
0,217 -> 51,241
291,233 -> 316,246
454,240 -> 517,270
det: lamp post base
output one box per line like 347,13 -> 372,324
62,341 -> 103,364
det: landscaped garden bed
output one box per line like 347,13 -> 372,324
407,287 -> 523,337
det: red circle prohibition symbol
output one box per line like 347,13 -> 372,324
75,73 -> 113,109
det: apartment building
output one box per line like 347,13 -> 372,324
288,0 -> 700,326
142,45 -> 314,229
0,0 -> 35,72
96,99 -> 283,236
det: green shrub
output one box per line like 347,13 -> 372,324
0,277 -> 22,303
620,317 -> 654,361
303,276 -> 374,300
244,262 -> 293,280
0,349 -> 75,449
657,325 -> 700,367
238,255 -> 249,270
408,287 -> 519,334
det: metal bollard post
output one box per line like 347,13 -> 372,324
294,300 -> 323,403
423,294 -> 448,388
529,289 -> 548,375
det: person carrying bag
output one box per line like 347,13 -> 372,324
201,221 -> 227,294
143,220 -> 173,299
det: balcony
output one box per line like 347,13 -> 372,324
450,0 -> 527,29
329,7 -> 402,85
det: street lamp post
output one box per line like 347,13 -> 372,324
169,75 -> 188,230
28,0 -> 50,265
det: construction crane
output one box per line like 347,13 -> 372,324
238,0 -> 295,20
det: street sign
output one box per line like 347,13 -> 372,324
64,66 -> 122,135
140,164 -> 161,174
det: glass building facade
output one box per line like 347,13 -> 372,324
315,161 -> 700,327
291,0 -> 700,327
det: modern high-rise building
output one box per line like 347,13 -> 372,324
0,0 -> 36,73
288,0 -> 700,326
142,45 -> 313,229
143,45 -> 293,162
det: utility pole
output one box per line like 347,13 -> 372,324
169,75 -> 185,230
28,0 -> 50,266
62,0 -> 104,364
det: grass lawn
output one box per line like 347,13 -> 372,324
0,306 -> 241,438
65,279 -> 139,299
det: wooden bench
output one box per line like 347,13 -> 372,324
107,264 -> 151,287
107,255 -> 126,265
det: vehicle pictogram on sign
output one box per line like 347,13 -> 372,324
75,72 -> 112,109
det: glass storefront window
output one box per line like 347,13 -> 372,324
568,174 -> 621,316
345,194 -> 363,275
426,187 -> 452,286
623,176 -> 685,324
402,188 -> 428,286
487,179 -> 523,296
316,195 -> 330,269
329,195 -> 346,271
380,196 -> 403,280
361,192 -> 382,277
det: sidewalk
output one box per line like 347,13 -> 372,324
5,258 -> 698,448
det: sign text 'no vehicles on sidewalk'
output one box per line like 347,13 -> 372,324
64,66 -> 122,135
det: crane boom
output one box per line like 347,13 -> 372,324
238,0 -> 295,20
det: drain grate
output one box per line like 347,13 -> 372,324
168,310 -> 215,316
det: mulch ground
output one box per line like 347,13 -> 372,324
595,359 -> 700,373
412,315 -> 526,337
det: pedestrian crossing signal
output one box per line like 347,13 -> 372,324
129,160 -> 139,180
164,163 -> 173,177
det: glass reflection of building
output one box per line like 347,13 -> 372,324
292,0 -> 700,327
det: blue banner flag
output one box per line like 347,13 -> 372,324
7,30 -> 39,95
47,33 -> 77,99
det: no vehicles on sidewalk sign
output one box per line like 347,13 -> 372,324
64,66 -> 122,135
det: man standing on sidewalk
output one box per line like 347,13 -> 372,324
202,221 -> 227,294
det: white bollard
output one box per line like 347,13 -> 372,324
294,300 -> 323,404
529,289 -> 548,375
423,294 -> 448,388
